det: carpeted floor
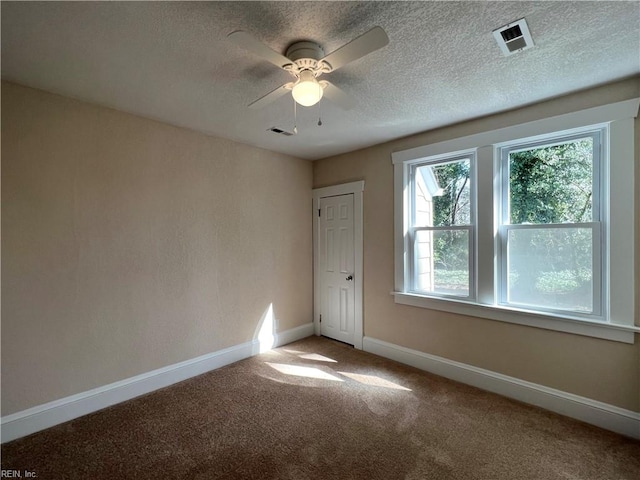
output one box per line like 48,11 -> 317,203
2,336 -> 639,479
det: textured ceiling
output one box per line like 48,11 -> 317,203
2,1 -> 639,160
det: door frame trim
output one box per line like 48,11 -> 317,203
313,181 -> 365,349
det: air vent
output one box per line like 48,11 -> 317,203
268,127 -> 294,136
493,18 -> 534,56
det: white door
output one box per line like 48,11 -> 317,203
318,194 -> 355,345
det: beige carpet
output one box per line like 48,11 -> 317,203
2,336 -> 639,479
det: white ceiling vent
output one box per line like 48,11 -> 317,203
493,18 -> 534,56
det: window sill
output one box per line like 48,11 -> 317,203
391,292 -> 638,344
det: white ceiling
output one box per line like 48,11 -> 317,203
2,1 -> 639,160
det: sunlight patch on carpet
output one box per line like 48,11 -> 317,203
265,363 -> 344,382
298,353 -> 337,363
338,371 -> 412,391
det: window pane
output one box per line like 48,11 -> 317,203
506,227 -> 593,312
509,138 -> 593,224
415,230 -> 469,296
414,158 -> 471,227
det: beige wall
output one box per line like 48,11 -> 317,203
314,77 -> 640,412
1,82 -> 313,415
2,77 -> 638,418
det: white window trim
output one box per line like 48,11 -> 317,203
407,153 -> 476,301
497,129 -> 605,319
392,98 -> 640,344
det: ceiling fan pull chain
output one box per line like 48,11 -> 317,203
293,97 -> 298,134
317,83 -> 323,126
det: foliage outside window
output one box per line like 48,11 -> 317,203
500,134 -> 602,316
410,156 -> 473,298
394,99 -> 639,342
404,129 -> 605,319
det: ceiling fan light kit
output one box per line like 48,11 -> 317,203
228,26 -> 389,111
291,70 -> 324,107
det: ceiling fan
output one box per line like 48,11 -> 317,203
228,27 -> 389,110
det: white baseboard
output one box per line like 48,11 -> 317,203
274,323 -> 314,348
363,336 -> 640,440
1,323 -> 314,444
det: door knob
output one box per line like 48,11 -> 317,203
346,275 -> 354,281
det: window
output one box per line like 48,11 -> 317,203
392,98 -> 639,343
409,154 -> 474,299
498,131 -> 603,317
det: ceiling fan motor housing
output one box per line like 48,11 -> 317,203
286,41 -> 324,61
285,41 -> 332,76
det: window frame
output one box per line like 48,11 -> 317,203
407,153 -> 476,300
497,130 -> 605,319
391,98 -> 640,344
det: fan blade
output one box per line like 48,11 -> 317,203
320,26 -> 389,72
321,81 -> 356,110
248,83 -> 293,109
227,31 -> 294,70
